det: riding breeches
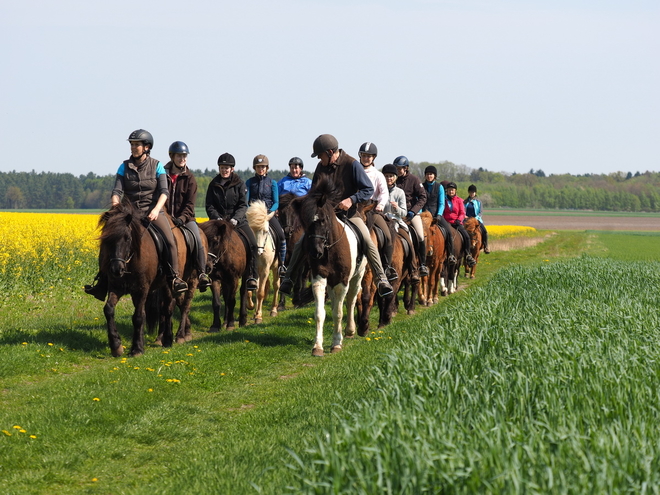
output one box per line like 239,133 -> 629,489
410,214 -> 427,266
184,220 -> 207,274
479,221 -> 489,247
456,224 -> 471,254
269,216 -> 285,246
153,212 -> 179,275
373,213 -> 393,265
348,215 -> 387,282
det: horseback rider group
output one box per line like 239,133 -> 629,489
85,130 -> 487,302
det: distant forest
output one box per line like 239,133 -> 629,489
2,161 -> 660,212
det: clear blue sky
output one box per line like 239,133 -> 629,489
1,0 -> 658,177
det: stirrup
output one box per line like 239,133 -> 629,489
448,254 -> 457,264
419,264 -> 429,277
278,265 -> 287,278
279,278 -> 293,296
198,273 -> 212,291
246,277 -> 258,291
385,266 -> 399,282
377,279 -> 393,297
172,277 -> 188,294
466,256 -> 477,267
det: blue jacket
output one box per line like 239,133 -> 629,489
278,174 -> 312,197
464,197 -> 483,223
246,175 -> 279,212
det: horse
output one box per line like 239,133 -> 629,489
96,203 -> 178,357
463,217 -> 483,279
290,177 -> 367,356
418,211 -> 446,305
442,225 -> 464,295
277,192 -> 309,310
199,220 -> 248,331
246,200 -> 281,324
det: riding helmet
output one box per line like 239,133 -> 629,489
393,156 -> 409,168
217,153 -> 236,167
311,134 -> 339,158
253,154 -> 269,168
382,164 -> 398,176
424,165 -> 437,177
289,156 -> 304,169
128,129 -> 154,149
468,184 -> 477,193
446,182 -> 458,190
359,142 -> 378,157
168,141 -> 190,156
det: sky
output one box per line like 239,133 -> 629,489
1,0 -> 658,177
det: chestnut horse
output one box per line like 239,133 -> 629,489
199,220 -> 248,331
418,211 -> 446,305
246,200 -> 281,324
443,225 -> 464,295
290,178 -> 367,356
96,203 -> 179,357
463,217 -> 483,279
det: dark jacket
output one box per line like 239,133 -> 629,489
396,172 -> 427,215
205,172 -> 248,225
246,175 -> 279,212
112,156 -> 168,213
422,180 -> 445,217
310,150 -> 374,218
165,162 -> 198,224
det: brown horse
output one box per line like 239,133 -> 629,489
290,177 -> 367,356
199,220 -> 248,331
418,211 -> 446,305
357,210 -> 418,334
463,217 -> 483,279
96,203 -> 176,357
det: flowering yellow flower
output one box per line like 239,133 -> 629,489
92,397 -> 100,402
30,435 -> 37,439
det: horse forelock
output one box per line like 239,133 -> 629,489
99,204 -> 141,244
246,200 -> 269,230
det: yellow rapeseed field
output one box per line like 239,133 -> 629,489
0,212 -> 100,284
487,225 -> 536,238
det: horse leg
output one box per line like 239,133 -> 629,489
344,278 -> 362,339
238,279 -> 248,327
270,265 -> 280,317
357,271 -> 373,337
175,291 -> 194,344
311,277 -> 327,357
103,292 -> 124,357
224,280 -> 237,330
129,292 -> 148,357
254,275 -> 266,324
209,280 -> 223,332
330,284 -> 348,353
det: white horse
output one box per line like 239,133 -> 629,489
291,183 -> 368,356
245,200 -> 280,324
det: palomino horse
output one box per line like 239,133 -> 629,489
246,200 -> 281,324
418,211 -> 446,305
290,178 -> 367,356
199,220 -> 248,331
463,217 -> 483,279
96,203 -> 177,357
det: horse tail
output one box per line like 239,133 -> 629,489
145,289 -> 160,335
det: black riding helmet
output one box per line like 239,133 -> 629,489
446,182 -> 458,190
217,153 -> 236,167
359,142 -> 378,157
382,164 -> 397,176
128,129 -> 154,151
289,156 -> 304,169
169,141 -> 190,157
468,184 -> 477,193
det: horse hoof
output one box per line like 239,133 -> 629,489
254,318 -> 263,325
312,348 -> 324,357
226,325 -> 235,331
270,310 -> 278,317
154,338 -> 163,346
407,310 -> 416,315
471,275 -> 475,279
185,334 -> 193,342
330,346 -> 342,354
129,350 -> 143,358
345,334 -> 355,339
176,337 -> 186,345
209,327 -> 221,333
112,346 -> 124,358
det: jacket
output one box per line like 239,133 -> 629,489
112,156 -> 168,213
165,162 -> 198,224
277,174 -> 312,197
464,197 -> 483,223
246,175 -> 279,212
422,180 -> 445,217
205,172 -> 248,225
310,150 -> 374,218
396,172 -> 427,215
443,195 -> 466,225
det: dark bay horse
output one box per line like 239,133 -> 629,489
97,203 -> 175,357
443,225 -> 464,295
199,220 -> 248,331
290,178 -> 367,356
277,192 -> 308,309
463,217 -> 483,279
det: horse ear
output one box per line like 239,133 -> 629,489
317,194 -> 327,208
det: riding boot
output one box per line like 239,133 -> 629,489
246,251 -> 258,291
445,232 -> 457,264
170,272 -> 188,294
482,226 -> 490,254
84,272 -> 108,301
382,238 -> 398,281
278,239 -> 287,278
418,239 -> 429,277
198,272 -> 212,292
280,237 -> 304,296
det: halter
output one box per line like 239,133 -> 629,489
309,210 -> 347,251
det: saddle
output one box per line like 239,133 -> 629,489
145,221 -> 172,275
397,231 -> 413,259
336,212 -> 365,266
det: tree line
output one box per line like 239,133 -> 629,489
2,162 -> 659,212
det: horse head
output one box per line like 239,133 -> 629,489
99,203 -> 141,278
464,217 -> 481,249
246,200 -> 274,256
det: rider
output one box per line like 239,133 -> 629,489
205,153 -> 259,291
277,157 -> 312,197
245,154 -> 287,277
443,182 -> 477,267
358,142 -> 398,281
394,155 -> 429,277
464,184 -> 490,254
279,134 -> 394,298
421,165 -> 457,264
382,163 -> 418,277
84,129 -> 188,300
164,141 -> 212,291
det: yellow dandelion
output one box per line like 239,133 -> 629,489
244,340 -> 250,343
92,397 -> 100,402
2,430 -> 11,436
30,435 -> 37,439
193,345 -> 198,348
13,425 -> 22,429
148,388 -> 153,392
186,353 -> 193,356
220,373 -> 225,376
92,478 -> 98,482
19,429 -> 26,433
48,343 -> 53,346
21,342 -> 27,345
365,337 -> 371,341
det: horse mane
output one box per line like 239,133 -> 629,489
298,175 -> 339,227
99,202 -> 144,254
246,200 -> 269,230
419,211 -> 433,231
464,217 -> 479,231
